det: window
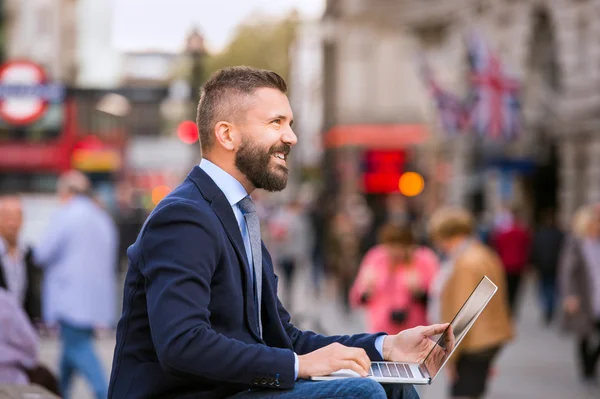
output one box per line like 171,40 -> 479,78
0,172 -> 58,193
0,103 -> 65,142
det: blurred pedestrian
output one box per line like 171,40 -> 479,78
386,194 -> 411,226
0,287 -> 60,395
530,208 -> 564,325
349,223 -> 439,334
491,206 -> 531,318
113,181 -> 146,274
0,195 -> 42,323
308,191 -> 328,295
325,209 -> 360,312
559,204 -> 600,385
428,207 -> 514,399
34,170 -> 117,399
0,287 -> 39,385
268,199 -> 311,311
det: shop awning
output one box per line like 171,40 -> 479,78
323,124 -> 429,149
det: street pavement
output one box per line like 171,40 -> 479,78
39,267 -> 600,399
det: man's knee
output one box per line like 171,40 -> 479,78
348,378 -> 387,398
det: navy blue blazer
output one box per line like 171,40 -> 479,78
108,166 -> 384,399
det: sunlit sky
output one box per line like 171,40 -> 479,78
113,0 -> 325,53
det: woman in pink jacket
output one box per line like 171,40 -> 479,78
350,223 -> 439,334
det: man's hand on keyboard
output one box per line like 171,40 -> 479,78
382,323 -> 451,363
298,342 -> 371,379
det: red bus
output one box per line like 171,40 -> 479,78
0,87 -> 127,194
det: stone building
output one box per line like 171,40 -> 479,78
4,0 -> 78,83
320,0 -> 600,227
3,0 -> 121,87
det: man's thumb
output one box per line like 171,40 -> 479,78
423,323 -> 449,336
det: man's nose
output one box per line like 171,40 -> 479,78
282,127 -> 297,146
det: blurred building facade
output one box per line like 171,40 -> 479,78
4,0 -> 78,83
288,21 -> 325,190
3,0 -> 121,87
76,0 -> 121,88
320,0 -> 600,226
121,51 -> 178,87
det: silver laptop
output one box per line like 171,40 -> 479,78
311,275 -> 498,384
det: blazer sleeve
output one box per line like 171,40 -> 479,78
272,266 -> 386,360
277,296 -> 386,360
139,200 -> 296,389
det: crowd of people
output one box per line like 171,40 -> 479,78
347,207 -> 513,399
0,170 -> 117,398
258,193 -> 600,398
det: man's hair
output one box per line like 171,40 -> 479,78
57,170 -> 91,196
377,223 -> 415,247
428,207 -> 475,241
196,66 -> 287,152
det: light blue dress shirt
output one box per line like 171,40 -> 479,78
200,159 -> 253,275
199,159 -> 386,379
34,196 -> 117,329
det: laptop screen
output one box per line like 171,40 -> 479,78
421,276 -> 498,381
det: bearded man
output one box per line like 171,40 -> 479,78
108,67 -> 447,399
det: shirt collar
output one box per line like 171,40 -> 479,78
199,158 -> 249,207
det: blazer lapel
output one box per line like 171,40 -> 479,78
188,166 -> 262,341
260,243 -> 293,349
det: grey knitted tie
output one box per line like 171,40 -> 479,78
238,196 -> 263,337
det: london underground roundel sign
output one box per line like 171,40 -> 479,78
0,61 -> 65,125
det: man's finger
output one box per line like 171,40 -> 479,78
443,325 -> 456,351
422,323 -> 449,336
347,347 -> 371,374
443,325 -> 454,341
338,360 -> 369,377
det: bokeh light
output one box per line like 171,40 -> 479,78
399,172 -> 425,197
151,185 -> 171,205
177,120 -> 198,144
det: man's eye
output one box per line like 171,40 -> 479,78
272,119 -> 281,124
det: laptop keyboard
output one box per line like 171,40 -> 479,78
368,362 -> 414,379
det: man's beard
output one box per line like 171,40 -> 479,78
235,136 -> 290,192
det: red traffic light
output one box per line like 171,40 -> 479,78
177,120 -> 198,144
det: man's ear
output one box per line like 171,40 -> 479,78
214,121 -> 236,151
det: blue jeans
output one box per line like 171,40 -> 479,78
227,379 -> 419,399
59,321 -> 108,399
538,275 -> 556,322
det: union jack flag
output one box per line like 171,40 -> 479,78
419,56 -> 468,135
465,33 -> 522,140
